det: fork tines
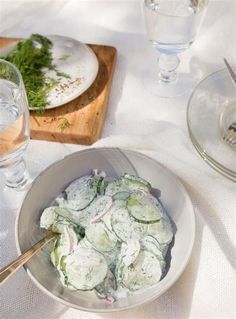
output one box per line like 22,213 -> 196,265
223,122 -> 236,146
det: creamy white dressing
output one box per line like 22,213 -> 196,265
40,172 -> 174,303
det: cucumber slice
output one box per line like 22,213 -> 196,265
51,226 -> 79,268
159,243 -> 169,258
127,191 -> 161,224
102,242 -> 121,268
57,196 -> 112,228
54,193 -> 66,205
60,195 -> 95,211
147,215 -> 173,245
121,250 -> 162,291
112,191 -> 130,201
77,237 -> 92,249
48,206 -> 83,227
89,195 -> 113,223
59,255 -> 71,287
116,239 -> 140,284
64,247 -> 108,290
95,269 -> 117,299
108,199 -> 128,234
122,174 -> 151,192
63,175 -> 99,210
141,235 -> 163,259
113,199 -> 127,210
101,210 -> 113,232
50,244 -> 59,267
106,175 -> 151,196
118,239 -> 140,267
60,255 -> 67,273
52,214 -> 80,234
133,220 -> 148,237
40,206 -> 58,229
105,179 -> 128,196
85,221 -> 117,253
40,206 -> 78,233
78,195 -> 112,227
111,207 -> 137,242
65,175 -> 91,198
140,235 -> 166,270
111,207 -> 148,242
102,200 -> 126,233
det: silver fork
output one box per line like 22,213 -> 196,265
224,58 -> 236,86
222,58 -> 236,147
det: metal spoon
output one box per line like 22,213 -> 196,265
0,231 -> 57,285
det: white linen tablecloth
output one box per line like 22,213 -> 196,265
0,1 -> 236,318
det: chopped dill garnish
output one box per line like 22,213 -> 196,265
2,33 -> 70,112
58,117 -> 72,131
58,54 -> 70,61
56,71 -> 71,79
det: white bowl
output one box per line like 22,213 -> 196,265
16,148 -> 195,312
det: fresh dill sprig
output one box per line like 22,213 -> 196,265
3,34 -> 53,112
56,71 -> 71,79
3,33 -> 70,112
58,54 -> 70,61
58,117 -> 72,131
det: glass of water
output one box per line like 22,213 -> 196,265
143,0 -> 209,97
0,59 -> 30,198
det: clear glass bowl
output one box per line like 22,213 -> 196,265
187,68 -> 236,181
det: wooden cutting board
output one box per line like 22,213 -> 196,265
0,37 -> 117,145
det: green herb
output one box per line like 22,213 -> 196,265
58,117 -> 72,131
3,34 -> 54,111
58,54 -> 70,61
0,63 -> 15,81
56,71 -> 71,79
2,33 -> 70,112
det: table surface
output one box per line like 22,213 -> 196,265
0,1 -> 236,319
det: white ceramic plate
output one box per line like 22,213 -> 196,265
0,35 -> 99,110
16,148 -> 195,312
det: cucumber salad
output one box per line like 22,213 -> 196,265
40,170 -> 174,303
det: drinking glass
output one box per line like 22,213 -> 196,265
143,0 -> 209,97
0,59 -> 31,207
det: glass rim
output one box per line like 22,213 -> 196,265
0,58 -> 24,92
144,0 -> 209,18
187,67 -> 232,117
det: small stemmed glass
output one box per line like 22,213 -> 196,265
143,0 -> 209,97
0,59 -> 38,208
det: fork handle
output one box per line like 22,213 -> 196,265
224,58 -> 236,86
0,231 -> 57,285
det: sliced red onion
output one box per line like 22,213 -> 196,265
92,169 -> 98,176
65,226 -> 74,253
91,196 -> 113,224
91,169 -> 106,178
104,295 -> 115,304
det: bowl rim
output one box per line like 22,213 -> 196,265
15,147 -> 195,313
